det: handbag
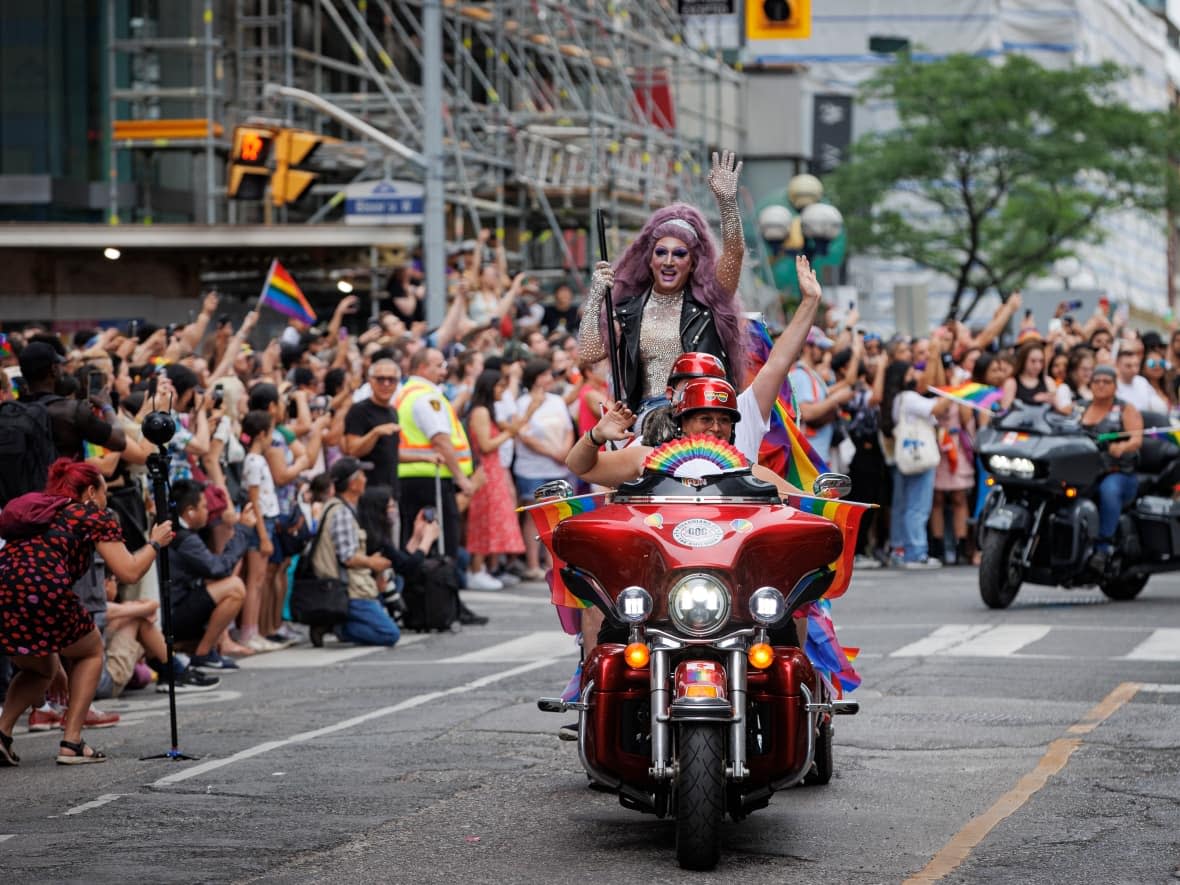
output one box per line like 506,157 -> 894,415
288,503 -> 350,626
894,402 -> 941,476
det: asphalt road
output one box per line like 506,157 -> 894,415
2,566 -> 1179,884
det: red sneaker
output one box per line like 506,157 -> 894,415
28,706 -> 63,732
84,706 -> 120,729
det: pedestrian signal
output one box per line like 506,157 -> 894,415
228,125 -> 276,200
746,0 -> 811,40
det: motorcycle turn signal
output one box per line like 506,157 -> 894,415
748,642 -> 775,669
624,642 -> 650,669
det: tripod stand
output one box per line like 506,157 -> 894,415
139,412 -> 198,762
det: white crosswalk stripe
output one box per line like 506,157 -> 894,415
438,631 -> 577,664
887,624 -> 1180,661
1123,628 -> 1180,661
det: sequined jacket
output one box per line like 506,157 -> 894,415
614,286 -> 729,412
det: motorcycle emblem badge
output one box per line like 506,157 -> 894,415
672,518 -> 725,548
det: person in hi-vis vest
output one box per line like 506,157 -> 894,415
394,348 -> 477,559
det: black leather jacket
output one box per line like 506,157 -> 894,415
614,286 -> 730,412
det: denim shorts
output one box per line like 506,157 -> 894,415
245,516 -> 279,553
514,475 -> 566,504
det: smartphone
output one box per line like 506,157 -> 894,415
211,384 -> 224,408
422,507 -> 436,523
1065,299 -> 1083,312
87,371 -> 105,398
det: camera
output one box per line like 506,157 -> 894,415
211,384 -> 224,408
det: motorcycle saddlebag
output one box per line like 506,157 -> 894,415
1133,496 -> 1180,561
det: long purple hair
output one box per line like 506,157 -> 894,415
607,202 -> 746,381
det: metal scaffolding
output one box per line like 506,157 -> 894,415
108,0 -> 743,278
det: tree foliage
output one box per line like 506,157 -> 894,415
827,53 -> 1180,317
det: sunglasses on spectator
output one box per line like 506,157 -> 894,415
1145,358 -> 1172,370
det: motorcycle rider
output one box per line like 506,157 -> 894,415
1081,364 -> 1143,572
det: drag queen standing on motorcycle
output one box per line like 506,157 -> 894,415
577,152 -> 749,417
1081,364 -> 1143,570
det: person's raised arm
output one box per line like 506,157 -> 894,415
576,262 -> 613,365
97,520 -> 174,585
179,291 -> 219,354
748,254 -> 822,423
708,150 -> 745,296
209,310 -> 258,382
566,400 -> 637,484
328,294 -> 359,344
971,291 -> 1021,352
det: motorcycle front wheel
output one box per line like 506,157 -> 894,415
675,725 -> 725,871
1100,573 -> 1149,601
979,530 -> 1023,609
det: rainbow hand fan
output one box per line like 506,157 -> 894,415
643,435 -> 749,479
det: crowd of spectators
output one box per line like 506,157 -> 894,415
3,219 -> 1178,760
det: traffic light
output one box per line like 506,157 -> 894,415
271,130 -> 339,207
746,0 -> 811,40
228,125 -> 276,200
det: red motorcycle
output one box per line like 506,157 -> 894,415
537,462 -> 860,870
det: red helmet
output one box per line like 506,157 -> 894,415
667,352 -> 727,387
672,377 -> 741,422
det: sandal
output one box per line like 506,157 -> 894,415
56,738 -> 107,765
0,730 -> 18,767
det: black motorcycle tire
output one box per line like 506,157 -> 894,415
1100,573 -> 1149,601
979,530 -> 1023,609
675,725 -> 725,871
803,715 -> 833,786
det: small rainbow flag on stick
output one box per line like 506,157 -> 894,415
933,381 -> 1003,411
0,333 -> 13,361
744,319 -> 830,490
784,493 -> 876,600
259,259 -> 316,325
1098,425 -> 1180,445
518,493 -> 606,609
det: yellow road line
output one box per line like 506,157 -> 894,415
904,681 -> 1141,885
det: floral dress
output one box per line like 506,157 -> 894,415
465,423 -> 526,556
0,501 -> 122,655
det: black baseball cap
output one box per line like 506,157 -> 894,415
329,456 -> 374,491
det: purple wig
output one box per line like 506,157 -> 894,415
607,202 -> 747,381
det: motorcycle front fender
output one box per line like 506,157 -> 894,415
985,503 -> 1031,533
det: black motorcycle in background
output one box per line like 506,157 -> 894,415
976,403 -> 1180,608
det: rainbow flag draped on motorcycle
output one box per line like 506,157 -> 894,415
519,493 -> 604,610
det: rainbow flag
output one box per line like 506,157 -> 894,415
83,441 -> 110,461
804,599 -> 861,697
935,381 -> 1003,410
745,319 -> 829,489
519,493 -> 604,609
259,259 -> 316,325
0,333 -> 13,361
784,493 -> 875,600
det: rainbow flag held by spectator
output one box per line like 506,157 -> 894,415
0,333 -> 13,361
934,380 -> 1003,410
518,493 -> 606,609
783,493 -> 875,600
259,259 -> 316,325
82,441 -> 110,461
744,319 -> 830,490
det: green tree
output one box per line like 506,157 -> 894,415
827,53 -> 1180,318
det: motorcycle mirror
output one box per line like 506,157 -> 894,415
812,473 -> 852,500
534,479 -> 574,502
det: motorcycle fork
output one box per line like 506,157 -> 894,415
648,647 -> 748,782
1020,501 -> 1048,568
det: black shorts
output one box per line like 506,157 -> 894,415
170,587 -> 215,642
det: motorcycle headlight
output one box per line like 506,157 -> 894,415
615,586 -> 653,624
987,455 -> 1036,478
668,574 -> 731,637
749,586 -> 786,626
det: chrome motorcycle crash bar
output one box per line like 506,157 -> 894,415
536,696 -> 590,714
645,627 -> 757,649
770,683 -> 817,792
575,679 -> 658,810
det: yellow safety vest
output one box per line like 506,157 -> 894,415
394,379 -> 473,479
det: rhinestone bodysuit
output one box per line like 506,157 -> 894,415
637,288 -> 685,402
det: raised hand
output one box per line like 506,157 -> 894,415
590,260 -> 615,298
708,150 -> 743,200
594,400 -> 636,442
796,255 -> 822,303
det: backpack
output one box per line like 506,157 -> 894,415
401,555 -> 460,632
0,397 -> 60,506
